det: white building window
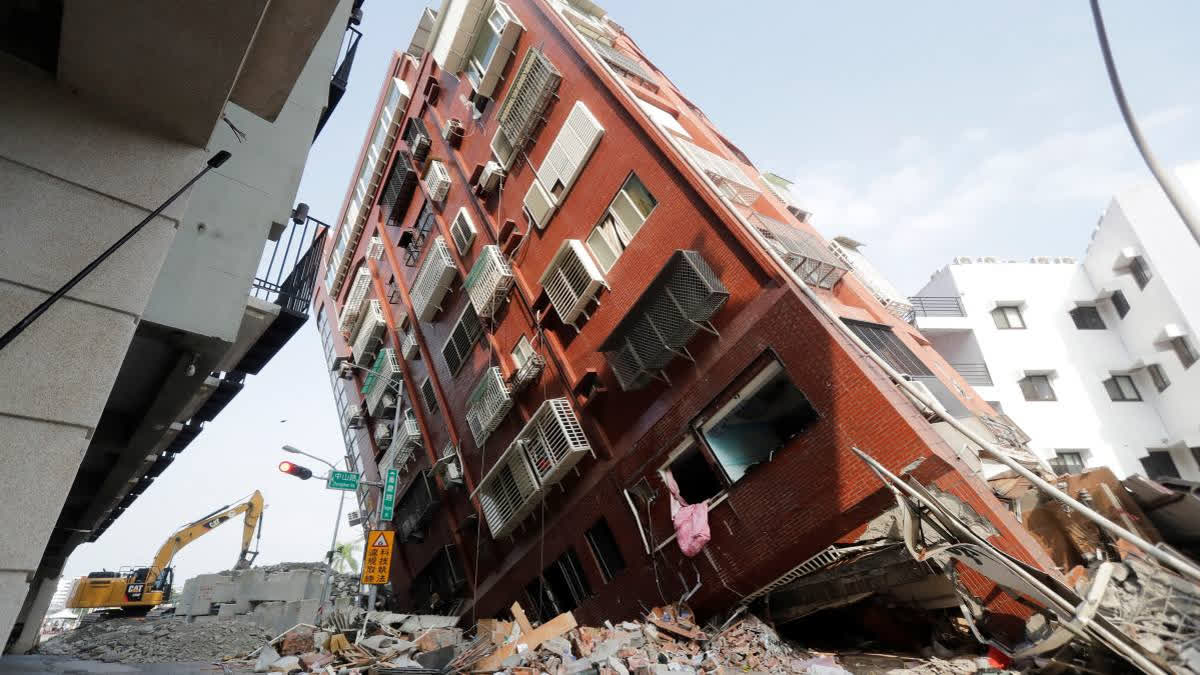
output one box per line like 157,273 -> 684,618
1069,305 -> 1105,330
1129,255 -> 1153,289
1148,363 -> 1171,392
585,174 -> 657,272
1018,374 -> 1056,401
1171,336 -> 1198,370
1104,375 -> 1141,402
511,335 -> 534,369
1051,450 -> 1086,475
992,305 -> 1026,330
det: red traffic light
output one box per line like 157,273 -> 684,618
278,461 -> 313,480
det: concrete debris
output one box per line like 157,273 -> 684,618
1093,554 -> 1200,674
35,615 -> 274,663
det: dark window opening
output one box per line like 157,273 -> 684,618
1148,364 -> 1171,392
1111,290 -> 1130,319
525,548 -> 591,623
1050,450 -> 1086,475
421,378 -> 438,415
585,519 -> 626,583
1141,450 -> 1180,480
1172,337 -> 1198,370
667,445 -> 723,505
991,305 -> 1026,329
1130,256 -> 1152,289
1019,375 -> 1056,401
1070,306 -> 1105,330
1104,375 -> 1141,402
844,320 -> 933,376
700,363 -> 818,483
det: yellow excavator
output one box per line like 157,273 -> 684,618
66,491 -> 265,614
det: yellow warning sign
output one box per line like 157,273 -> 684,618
360,529 -> 394,585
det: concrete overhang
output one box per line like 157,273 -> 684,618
58,0 -> 338,146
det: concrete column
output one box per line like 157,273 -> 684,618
8,576 -> 58,653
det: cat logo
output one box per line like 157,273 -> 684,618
125,583 -> 145,601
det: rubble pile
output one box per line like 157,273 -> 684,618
231,602 -> 994,675
1090,555 -> 1200,673
37,616 -> 274,663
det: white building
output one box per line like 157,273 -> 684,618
913,164 -> 1200,481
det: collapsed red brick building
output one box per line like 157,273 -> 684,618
311,0 -> 1060,647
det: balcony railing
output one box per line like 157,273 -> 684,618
395,409 -> 422,449
466,367 -> 514,447
950,362 -> 993,387
252,223 -> 327,315
909,296 -> 966,318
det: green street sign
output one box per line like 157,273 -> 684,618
327,470 -> 360,491
381,469 -> 398,521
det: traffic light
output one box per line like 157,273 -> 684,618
278,461 -> 313,480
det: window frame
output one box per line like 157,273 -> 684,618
1130,255 -> 1152,289
992,305 -> 1026,330
843,319 -> 933,376
1171,336 -> 1198,370
585,173 -> 658,273
584,518 -> 626,583
1104,374 -> 1142,402
1110,290 -> 1131,319
420,378 -> 439,415
511,335 -> 534,370
1148,363 -> 1171,392
449,208 -> 477,255
1141,450 -> 1180,480
1069,305 -> 1106,330
441,303 -> 484,376
1019,374 -> 1056,402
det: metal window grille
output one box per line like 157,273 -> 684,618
366,236 -> 385,261
450,209 -> 476,254
827,239 -> 915,320
397,470 -> 440,542
465,245 -> 514,318
342,405 -> 364,430
410,237 -> 457,321
420,378 -> 439,415
510,353 -> 545,393
379,153 -> 418,225
441,304 -> 482,376
599,250 -> 729,391
337,267 -> 373,333
495,48 -> 562,155
403,117 -> 431,164
740,546 -> 846,605
674,137 -> 760,206
425,160 -> 451,203
351,300 -> 386,366
401,329 -> 419,360
517,398 -> 591,488
746,212 -> 846,289
843,319 -> 933,377
477,445 -> 542,539
364,348 -> 401,416
539,239 -> 605,328
582,35 -> 654,81
395,409 -> 422,451
466,366 -> 514,447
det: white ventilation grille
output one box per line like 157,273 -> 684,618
364,348 -> 401,417
396,409 -> 422,449
519,397 -> 592,487
477,445 -> 542,539
410,237 -> 458,321
450,208 -> 476,255
465,366 -> 513,447
343,406 -> 365,430
338,267 -> 373,333
494,48 -> 562,159
401,329 -> 418,359
367,236 -> 385,261
539,239 -> 606,328
674,138 -> 761,206
464,245 -> 514,318
351,300 -> 386,365
510,353 -> 545,393
425,160 -> 451,203
534,101 -> 604,205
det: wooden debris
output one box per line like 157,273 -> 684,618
472,603 -> 577,672
645,604 -> 706,641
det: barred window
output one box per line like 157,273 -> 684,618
844,319 -> 933,376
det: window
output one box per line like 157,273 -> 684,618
421,378 -> 438,415
442,304 -> 483,375
465,10 -> 503,86
1070,305 -> 1105,330
1141,450 -> 1180,480
1104,375 -> 1141,401
449,208 -> 476,255
844,320 -> 933,376
992,305 -> 1026,329
584,519 -> 625,583
464,2 -> 523,98
1148,364 -> 1170,392
698,361 -> 818,483
1171,336 -> 1198,369
666,444 -> 724,504
585,173 -> 658,272
1019,375 -> 1056,401
1111,290 -> 1130,319
1130,256 -> 1152,289
511,335 -> 535,369
525,548 -> 591,622
1050,450 -> 1086,475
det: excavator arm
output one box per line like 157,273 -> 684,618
145,490 -> 264,587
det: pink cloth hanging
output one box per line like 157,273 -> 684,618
662,472 -> 711,557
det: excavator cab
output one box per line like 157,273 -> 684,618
150,567 -> 174,600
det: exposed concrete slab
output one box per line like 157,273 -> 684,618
0,573 -> 29,656
10,577 -> 57,653
216,603 -> 238,621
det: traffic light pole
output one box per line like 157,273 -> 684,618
319,488 -> 346,612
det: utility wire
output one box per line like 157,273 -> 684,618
1090,0 -> 1200,247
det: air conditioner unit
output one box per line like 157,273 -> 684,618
425,160 -> 451,203
442,117 -> 464,144
540,239 -> 606,328
344,407 -> 365,429
337,361 -> 356,380
479,161 -> 505,195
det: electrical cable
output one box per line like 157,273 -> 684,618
1090,0 -> 1200,247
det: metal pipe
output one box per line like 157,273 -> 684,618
320,488 -> 346,611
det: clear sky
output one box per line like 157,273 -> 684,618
61,1 -> 1200,586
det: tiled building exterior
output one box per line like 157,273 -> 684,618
312,0 -> 1056,637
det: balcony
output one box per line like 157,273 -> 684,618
363,348 -> 401,417
465,367 -> 514,447
599,250 -> 729,391
396,470 -> 439,543
411,237 -> 457,321
465,245 -> 515,318
950,362 -> 993,387
351,300 -> 386,366
746,212 -> 847,290
907,296 -> 971,334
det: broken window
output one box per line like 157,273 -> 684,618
698,360 -> 818,483
525,548 -> 592,622
665,444 -> 724,504
585,518 -> 626,583
1141,450 -> 1180,480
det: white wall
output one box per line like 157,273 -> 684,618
916,260 -> 1177,479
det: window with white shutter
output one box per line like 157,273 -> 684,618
523,101 -> 604,228
450,208 -> 477,255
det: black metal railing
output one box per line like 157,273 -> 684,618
252,220 -> 327,315
908,296 -> 966,317
313,3 -> 364,141
951,362 -> 993,387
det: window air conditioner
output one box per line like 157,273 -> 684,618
479,161 -> 505,195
